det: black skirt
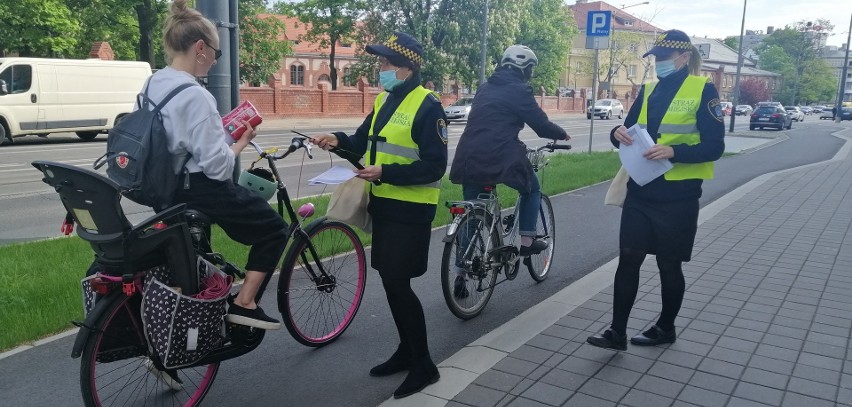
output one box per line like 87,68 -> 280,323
370,218 -> 432,279
619,193 -> 699,262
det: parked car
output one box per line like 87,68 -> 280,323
734,105 -> 753,116
757,101 -> 782,108
785,106 -> 805,122
444,97 -> 473,123
750,105 -> 792,130
841,107 -> 852,121
587,99 -> 625,120
820,110 -> 835,120
799,106 -> 813,115
720,101 -> 733,116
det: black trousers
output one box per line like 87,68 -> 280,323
174,173 -> 288,273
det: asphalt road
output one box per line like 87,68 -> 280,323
0,117 -> 847,406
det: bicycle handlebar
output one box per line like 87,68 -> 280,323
533,141 -> 572,152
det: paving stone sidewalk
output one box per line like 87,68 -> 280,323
442,139 -> 852,406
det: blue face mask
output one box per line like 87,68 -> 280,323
379,69 -> 405,91
655,59 -> 676,78
655,54 -> 686,79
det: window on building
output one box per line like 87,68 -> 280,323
627,65 -> 636,77
343,67 -> 353,87
290,64 -> 304,86
628,43 -> 638,52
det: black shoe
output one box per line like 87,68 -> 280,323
453,275 -> 470,299
518,239 -> 548,257
393,358 -> 440,399
586,329 -> 627,351
370,345 -> 411,377
226,298 -> 281,330
631,325 -> 676,346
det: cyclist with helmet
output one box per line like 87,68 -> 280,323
449,45 -> 570,297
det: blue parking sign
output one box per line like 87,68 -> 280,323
586,11 -> 612,37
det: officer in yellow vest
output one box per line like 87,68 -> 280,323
311,32 -> 447,399
588,30 -> 725,351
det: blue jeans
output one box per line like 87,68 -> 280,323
462,173 -> 541,237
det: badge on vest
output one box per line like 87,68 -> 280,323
708,98 -> 724,122
437,118 -> 448,144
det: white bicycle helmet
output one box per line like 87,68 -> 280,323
501,45 -> 538,69
238,168 -> 277,201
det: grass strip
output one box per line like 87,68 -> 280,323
0,151 -> 619,351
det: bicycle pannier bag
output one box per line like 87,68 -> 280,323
326,176 -> 372,233
94,82 -> 195,211
142,258 -> 231,369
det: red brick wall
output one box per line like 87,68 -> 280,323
239,83 -> 633,118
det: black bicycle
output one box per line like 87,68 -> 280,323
33,136 -> 367,406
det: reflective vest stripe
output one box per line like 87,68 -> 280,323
367,87 -> 441,204
374,142 -> 421,161
639,75 -> 714,181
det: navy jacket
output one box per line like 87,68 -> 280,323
610,67 -> 725,202
449,67 -> 567,192
333,72 -> 448,224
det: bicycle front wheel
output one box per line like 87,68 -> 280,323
528,194 -> 556,282
278,219 -> 367,347
440,209 -> 499,320
80,293 -> 219,407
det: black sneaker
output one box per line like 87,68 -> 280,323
227,299 -> 281,330
519,239 -> 548,257
453,275 -> 470,298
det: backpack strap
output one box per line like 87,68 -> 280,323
149,82 -> 197,113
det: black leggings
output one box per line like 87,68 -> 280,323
382,277 -> 429,359
611,248 -> 685,334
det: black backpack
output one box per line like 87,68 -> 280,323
95,82 -> 195,211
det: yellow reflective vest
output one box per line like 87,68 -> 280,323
367,86 -> 441,204
639,75 -> 715,181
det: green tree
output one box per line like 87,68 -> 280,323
796,59 -> 837,105
240,1 -> 292,86
0,0 -> 80,57
65,0 -> 139,60
285,0 -> 366,90
758,19 -> 834,104
723,36 -> 739,50
515,0 -> 576,95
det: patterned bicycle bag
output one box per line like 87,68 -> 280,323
141,259 -> 230,369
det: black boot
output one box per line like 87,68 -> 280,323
393,356 -> 440,399
369,345 -> 411,377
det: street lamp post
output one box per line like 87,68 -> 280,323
729,0 -> 747,133
835,13 -> 852,123
479,0 -> 489,86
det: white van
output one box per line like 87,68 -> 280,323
0,57 -> 151,145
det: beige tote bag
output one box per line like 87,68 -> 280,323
326,177 -> 372,233
604,166 -> 629,207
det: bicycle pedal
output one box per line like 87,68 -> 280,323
488,245 -> 515,256
505,260 -> 520,281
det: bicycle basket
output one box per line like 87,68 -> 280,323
526,149 -> 547,170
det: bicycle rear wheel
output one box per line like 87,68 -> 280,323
278,219 -> 367,347
440,209 -> 500,320
528,194 -> 556,282
80,293 -> 219,407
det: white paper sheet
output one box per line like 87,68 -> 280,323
308,166 -> 358,185
617,124 -> 673,186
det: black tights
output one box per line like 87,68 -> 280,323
611,248 -> 685,335
382,277 -> 429,359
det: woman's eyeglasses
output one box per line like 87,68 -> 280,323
204,41 -> 222,60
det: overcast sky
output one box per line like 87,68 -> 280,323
571,0 -> 852,47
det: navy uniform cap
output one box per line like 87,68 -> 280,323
642,29 -> 693,58
366,31 -> 424,68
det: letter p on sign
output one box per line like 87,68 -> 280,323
586,11 -> 611,37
